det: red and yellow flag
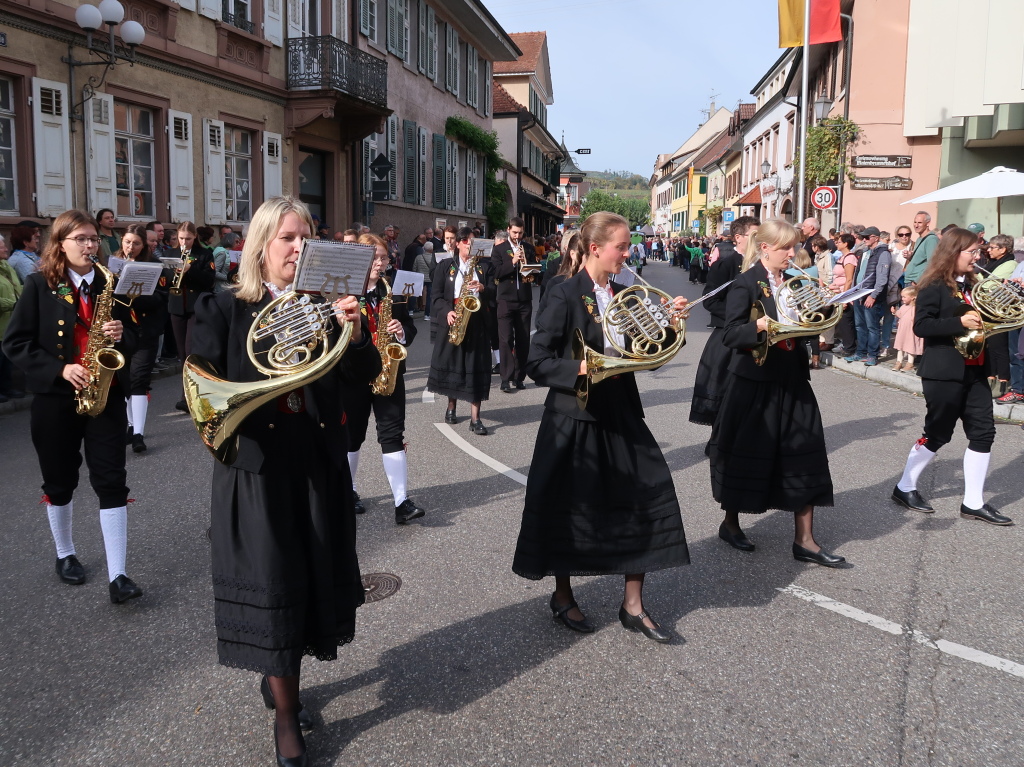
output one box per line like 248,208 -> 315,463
778,0 -> 843,48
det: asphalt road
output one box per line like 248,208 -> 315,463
1,261 -> 1021,766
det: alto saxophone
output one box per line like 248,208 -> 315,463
170,248 -> 191,296
448,254 -> 481,346
371,277 -> 408,396
75,262 -> 126,416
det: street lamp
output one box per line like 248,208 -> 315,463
814,91 -> 834,121
712,183 -> 720,200
761,159 -> 771,179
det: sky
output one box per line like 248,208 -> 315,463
484,0 -> 785,177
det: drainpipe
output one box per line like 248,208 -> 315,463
836,12 -> 853,227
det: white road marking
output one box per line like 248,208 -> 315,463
779,584 -> 1024,679
433,423 -> 528,486
421,387 -> 435,404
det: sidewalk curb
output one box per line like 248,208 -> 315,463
821,351 -> 1023,423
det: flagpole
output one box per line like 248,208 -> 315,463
797,0 -> 811,221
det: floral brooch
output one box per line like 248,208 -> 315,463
582,295 -> 601,324
757,280 -> 771,298
56,281 -> 74,304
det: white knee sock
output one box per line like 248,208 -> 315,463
47,501 -> 75,559
897,442 -> 937,492
99,506 -> 128,581
347,450 -> 361,491
131,395 -> 149,437
962,449 -> 991,510
381,450 -> 408,507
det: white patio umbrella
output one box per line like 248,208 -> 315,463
902,166 -> 1024,232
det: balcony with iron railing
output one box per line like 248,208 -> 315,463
286,35 -> 388,111
222,0 -> 256,35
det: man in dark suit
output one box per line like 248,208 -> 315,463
490,216 -> 536,391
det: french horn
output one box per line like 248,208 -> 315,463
750,267 -> 843,365
952,269 -> 1024,359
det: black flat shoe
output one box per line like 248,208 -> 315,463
491,364 -> 500,374
549,593 -> 594,633
469,419 -> 488,435
718,522 -> 754,552
444,409 -> 457,424
131,434 -> 147,453
175,399 -> 189,413
891,485 -> 934,512
960,503 -> 1014,526
500,380 -> 512,393
109,574 -> 143,603
353,492 -> 366,515
273,721 -> 309,767
514,380 -> 526,390
395,498 -> 425,524
618,606 -> 671,643
792,543 -> 849,568
260,676 -> 314,732
56,555 -> 85,585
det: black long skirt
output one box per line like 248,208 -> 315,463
689,327 -> 733,426
427,311 -> 491,402
513,388 -> 690,579
210,413 -> 363,677
709,374 -> 834,513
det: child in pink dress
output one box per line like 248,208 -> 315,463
893,286 -> 924,372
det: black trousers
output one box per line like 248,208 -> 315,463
486,303 -> 499,351
30,393 -> 129,507
129,341 -> 158,395
837,308 -> 857,350
921,367 -> 996,453
345,374 -> 407,453
498,299 -> 532,383
985,333 -> 1010,380
170,313 -> 194,362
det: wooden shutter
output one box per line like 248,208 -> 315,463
451,28 -> 459,96
400,0 -> 410,61
387,115 -> 398,200
202,118 -> 226,225
466,47 -> 477,107
178,0 -> 196,10
198,0 -> 219,19
386,0 -> 397,54
265,0 -> 283,46
31,78 -> 72,217
263,131 -> 283,200
417,0 -> 427,72
432,133 -> 444,209
484,60 -> 492,116
362,132 -> 377,196
426,7 -> 436,79
403,119 -> 417,204
465,150 -> 477,214
444,24 -> 453,92
85,92 -> 116,215
287,0 -> 303,38
417,127 -> 428,205
168,110 -> 195,222
360,0 -> 370,35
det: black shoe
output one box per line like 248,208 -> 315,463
353,492 -> 366,515
109,574 -> 143,603
260,675 -> 314,733
131,434 -> 147,453
618,606 -> 671,643
444,409 -> 457,424
960,503 -> 1014,526
891,485 -> 934,512
792,543 -> 849,568
514,380 -> 526,390
55,555 -> 86,585
395,498 -> 425,524
491,364 -> 500,374
469,419 -> 488,436
500,380 -> 512,393
718,522 -> 755,552
174,399 -> 188,413
550,593 -> 594,633
273,720 -> 309,767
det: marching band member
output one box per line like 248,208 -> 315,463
343,234 -> 425,524
192,197 -> 380,767
513,212 -> 690,642
427,226 -> 494,435
3,210 -> 143,602
891,227 -> 1013,525
709,219 -> 847,566
167,221 -> 215,412
491,216 -> 537,392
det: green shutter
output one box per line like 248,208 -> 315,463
699,176 -> 707,194
432,133 -> 445,209
403,120 -> 417,203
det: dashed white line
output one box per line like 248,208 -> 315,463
433,423 -> 527,485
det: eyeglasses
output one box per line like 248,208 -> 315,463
962,248 -> 981,256
897,232 -> 911,237
64,236 -> 101,247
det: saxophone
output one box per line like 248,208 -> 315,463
370,277 -> 408,396
75,262 -> 126,416
447,254 -> 481,346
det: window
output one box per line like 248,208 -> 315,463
362,131 -> 379,197
466,45 -> 478,107
387,0 -> 410,61
360,0 -> 378,42
114,102 -> 155,219
444,24 -> 459,95
0,77 -> 18,212
445,138 -> 458,209
223,0 -> 255,34
484,60 -> 491,116
528,86 -> 547,127
417,126 -> 428,205
224,126 -> 253,222
465,150 -> 478,213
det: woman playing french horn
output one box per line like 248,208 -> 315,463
512,212 -> 691,643
708,219 -> 848,567
191,197 -> 381,767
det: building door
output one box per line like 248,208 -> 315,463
297,146 -> 326,222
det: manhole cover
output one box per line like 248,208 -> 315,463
361,573 -> 402,603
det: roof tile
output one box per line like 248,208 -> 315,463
493,31 -> 547,74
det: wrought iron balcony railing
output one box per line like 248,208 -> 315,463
222,0 -> 256,34
287,35 -> 388,110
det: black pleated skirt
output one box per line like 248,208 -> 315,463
427,311 -> 491,402
708,373 -> 834,513
513,389 -> 690,579
210,413 -> 363,677
689,327 -> 733,426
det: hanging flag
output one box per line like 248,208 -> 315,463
778,0 -> 843,48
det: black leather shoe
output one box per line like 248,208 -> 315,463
514,380 -> 526,390
718,522 -> 755,552
174,399 -> 188,413
274,721 -> 309,767
260,676 -> 314,732
56,555 -> 85,585
469,419 -> 488,436
792,543 -> 849,568
131,434 -> 147,453
618,606 -> 671,643
109,574 -> 143,603
491,364 -> 500,374
353,492 -> 366,515
550,593 -> 594,633
960,503 -> 1014,526
395,498 -> 425,524
444,409 -> 457,424
500,380 -> 512,393
892,485 -> 934,512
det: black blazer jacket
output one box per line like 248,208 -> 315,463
3,270 -> 137,396
914,280 -> 977,382
430,256 -> 494,320
491,239 -> 536,303
527,268 -> 645,423
722,260 -> 810,382
191,290 -> 381,475
167,245 -> 216,316
703,243 -> 742,328
129,265 -> 173,344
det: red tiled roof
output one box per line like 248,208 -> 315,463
494,31 -> 546,74
492,82 -> 524,114
691,130 -> 733,171
738,103 -> 756,121
736,186 -> 762,205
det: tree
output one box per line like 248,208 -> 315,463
579,190 -> 650,229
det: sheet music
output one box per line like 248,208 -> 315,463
114,262 -> 164,296
826,281 -> 874,306
159,257 -> 184,270
470,239 -> 495,259
392,270 -> 424,299
614,269 -> 636,287
293,239 -> 375,299
107,256 -> 127,276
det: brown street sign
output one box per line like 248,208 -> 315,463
852,155 -> 912,169
850,176 -> 914,191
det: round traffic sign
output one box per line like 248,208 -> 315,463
811,186 -> 838,210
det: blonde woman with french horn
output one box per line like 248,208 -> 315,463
512,212 -> 691,643
191,197 -> 380,767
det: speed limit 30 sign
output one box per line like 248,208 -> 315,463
811,186 -> 839,210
